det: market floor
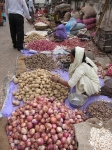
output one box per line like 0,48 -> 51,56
0,18 -> 33,109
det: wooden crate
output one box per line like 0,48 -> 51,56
94,26 -> 112,52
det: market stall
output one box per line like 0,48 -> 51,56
0,2 -> 112,149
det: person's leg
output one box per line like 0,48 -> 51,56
15,14 -> 24,50
8,14 -> 17,48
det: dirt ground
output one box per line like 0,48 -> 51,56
0,18 -> 33,109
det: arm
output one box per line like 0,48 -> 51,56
51,67 -> 84,88
51,76 -> 70,87
22,0 -> 31,20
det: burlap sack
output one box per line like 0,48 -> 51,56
63,12 -> 71,22
74,118 -> 112,150
72,12 -> 81,19
16,55 -> 27,77
80,6 -> 96,19
0,117 -> 11,150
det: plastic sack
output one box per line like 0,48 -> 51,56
76,19 -> 83,23
106,64 -> 112,76
65,18 -> 77,34
86,23 -> 96,30
82,17 -> 96,25
70,23 -> 86,31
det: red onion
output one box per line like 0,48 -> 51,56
39,125 -> 45,132
61,137 -> 66,144
58,133 -> 63,139
29,128 -> 35,135
34,133 -> 40,139
57,127 -> 62,133
52,124 -> 57,129
63,132 -> 69,138
43,106 -> 48,112
48,108 -> 53,115
32,119 -> 38,125
8,125 -> 13,131
21,122 -> 26,128
45,123 -> 52,130
26,141 -> 31,147
31,110 -> 35,115
38,146 -> 46,150
52,134 -> 58,142
21,128 -> 27,134
27,122 -> 33,129
37,138 -> 44,146
56,114 -> 61,120
32,103 -> 37,108
48,144 -> 54,149
27,116 -> 33,122
56,140 -> 61,147
51,128 -> 56,135
50,117 -> 57,124
22,135 -> 27,141
36,114 -> 42,121
18,141 -> 26,150
43,135 -> 49,142
24,110 -> 30,116
35,124 -> 40,132
41,118 -> 46,123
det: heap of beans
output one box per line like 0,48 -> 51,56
7,97 -> 86,150
27,40 -> 57,51
24,33 -> 45,43
25,53 -> 57,71
86,101 -> 112,121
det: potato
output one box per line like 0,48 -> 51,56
18,96 -> 22,101
53,90 -> 58,95
13,78 -> 18,84
55,84 -> 61,90
12,100 -> 20,106
36,89 -> 41,94
41,81 -> 45,84
12,92 -> 16,96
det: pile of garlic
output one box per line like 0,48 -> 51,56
89,127 -> 112,150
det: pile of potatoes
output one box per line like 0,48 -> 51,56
24,33 -> 45,43
12,69 -> 69,105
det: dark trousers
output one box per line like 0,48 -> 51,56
9,14 -> 24,49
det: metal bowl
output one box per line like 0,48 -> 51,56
68,93 -> 88,108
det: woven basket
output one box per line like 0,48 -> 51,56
34,25 -> 48,30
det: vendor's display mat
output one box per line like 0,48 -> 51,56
1,50 -> 112,117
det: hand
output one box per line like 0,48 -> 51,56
27,18 -> 31,23
51,76 -> 59,83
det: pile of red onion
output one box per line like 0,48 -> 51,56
7,96 -> 86,150
54,38 -> 86,50
27,40 -> 57,52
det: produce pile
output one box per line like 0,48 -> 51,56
89,127 -> 112,150
24,53 -> 57,71
7,96 -> 86,150
27,40 -> 57,51
34,22 -> 48,26
86,101 -> 112,121
54,38 -> 86,50
12,69 -> 69,104
24,33 -> 45,43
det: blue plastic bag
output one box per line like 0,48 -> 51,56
65,18 -> 77,34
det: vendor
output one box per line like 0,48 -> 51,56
52,20 -> 67,41
51,47 -> 101,96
